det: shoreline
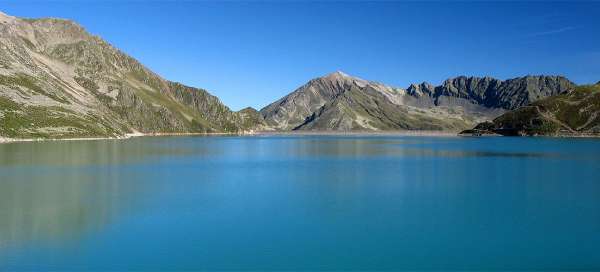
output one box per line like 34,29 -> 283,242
2,130 -> 600,144
0,130 -> 461,144
252,130 -> 461,137
0,131 -> 240,144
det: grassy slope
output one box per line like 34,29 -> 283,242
0,96 -> 122,138
0,16 -> 259,139
468,84 -> 600,136
0,73 -> 125,138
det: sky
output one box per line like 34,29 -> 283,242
1,1 -> 599,110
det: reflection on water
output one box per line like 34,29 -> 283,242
0,141 -> 156,250
1,136 -> 600,270
0,172 -> 133,248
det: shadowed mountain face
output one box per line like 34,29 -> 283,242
260,72 -> 574,131
0,11 -> 259,139
462,83 -> 600,136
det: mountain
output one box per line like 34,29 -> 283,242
260,71 -> 574,131
0,11 -> 258,139
460,83 -> 600,136
237,107 -> 269,131
0,11 -> 580,138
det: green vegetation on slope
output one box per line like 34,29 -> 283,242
0,97 -> 122,138
463,84 -> 600,136
0,13 -> 264,139
0,74 -> 69,104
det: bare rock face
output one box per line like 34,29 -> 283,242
260,72 -> 574,132
406,82 -> 435,97
431,75 -> 573,109
0,11 -> 254,138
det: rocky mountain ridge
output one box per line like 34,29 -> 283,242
260,71 -> 574,131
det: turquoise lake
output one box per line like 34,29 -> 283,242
1,135 -> 600,270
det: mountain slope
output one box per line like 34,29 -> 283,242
0,10 -> 579,137
260,72 -> 367,130
0,11 -> 256,139
293,80 -> 471,131
461,83 -> 600,136
260,71 -> 574,131
432,76 -> 573,109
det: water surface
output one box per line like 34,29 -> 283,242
1,136 -> 600,270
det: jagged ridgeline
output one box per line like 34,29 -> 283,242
260,72 -> 574,131
0,11 -> 260,139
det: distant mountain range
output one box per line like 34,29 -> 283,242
260,71 -> 573,131
0,11 -> 595,139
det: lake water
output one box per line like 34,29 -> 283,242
1,135 -> 599,271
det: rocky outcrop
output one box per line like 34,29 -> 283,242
432,76 -> 573,109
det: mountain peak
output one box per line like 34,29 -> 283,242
325,70 -> 352,80
320,71 -> 370,89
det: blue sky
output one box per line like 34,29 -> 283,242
1,1 -> 599,110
